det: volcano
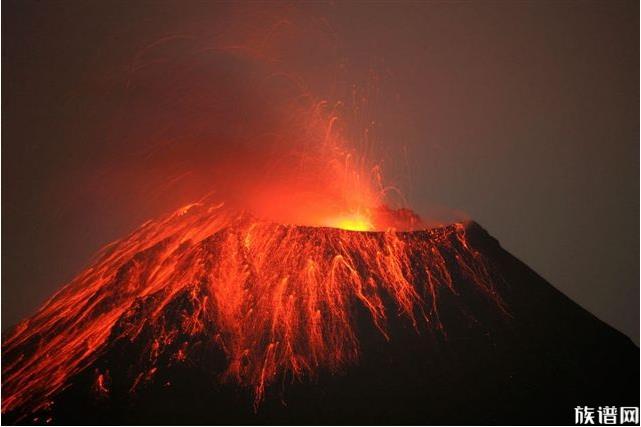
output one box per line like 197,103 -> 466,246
2,202 -> 638,425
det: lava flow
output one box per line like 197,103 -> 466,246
2,200 -> 507,419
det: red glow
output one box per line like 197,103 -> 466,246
3,11 -> 493,418
2,201 -> 506,417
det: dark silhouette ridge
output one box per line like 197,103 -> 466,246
2,222 -> 638,425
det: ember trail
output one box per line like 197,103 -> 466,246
2,201 -> 506,417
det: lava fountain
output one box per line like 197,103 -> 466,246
3,28 -> 504,420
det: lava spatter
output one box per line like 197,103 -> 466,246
2,201 -> 507,418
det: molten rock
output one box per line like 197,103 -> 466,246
2,203 -> 638,424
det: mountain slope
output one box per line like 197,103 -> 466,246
2,204 -> 638,425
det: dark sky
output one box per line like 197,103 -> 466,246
3,1 -> 639,343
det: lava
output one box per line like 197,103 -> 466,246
325,212 -> 373,231
2,61 -> 493,418
2,200 -> 507,419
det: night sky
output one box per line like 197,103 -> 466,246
3,1 -> 639,343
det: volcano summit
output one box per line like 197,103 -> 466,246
2,202 -> 638,425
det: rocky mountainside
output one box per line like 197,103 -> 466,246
2,204 -> 638,424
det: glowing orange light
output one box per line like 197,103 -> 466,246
326,213 -> 373,231
2,201 -> 507,418
0,15 -> 497,422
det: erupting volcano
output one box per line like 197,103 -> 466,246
2,12 -> 638,423
2,199 -> 638,424
2,199 -> 502,418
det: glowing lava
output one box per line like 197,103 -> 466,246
326,212 -> 373,231
2,201 -> 507,420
